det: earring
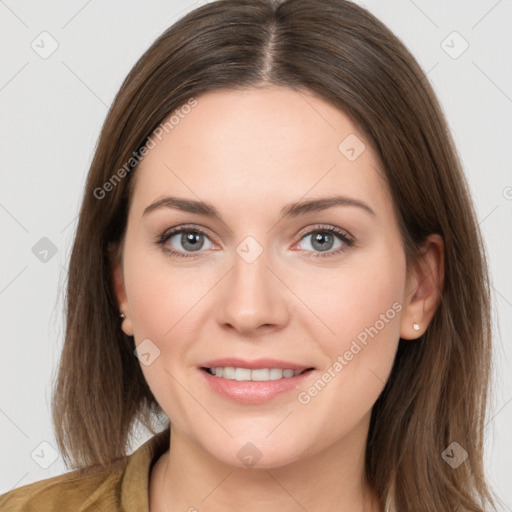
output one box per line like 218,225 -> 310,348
120,313 -> 126,320
413,322 -> 420,331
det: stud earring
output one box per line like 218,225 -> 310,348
120,313 -> 126,320
413,322 -> 420,331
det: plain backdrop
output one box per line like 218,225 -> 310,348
1,0 -> 511,508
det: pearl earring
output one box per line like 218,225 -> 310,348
413,322 -> 420,331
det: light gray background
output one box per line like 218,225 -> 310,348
1,0 -> 511,508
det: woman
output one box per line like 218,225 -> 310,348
0,0 -> 499,510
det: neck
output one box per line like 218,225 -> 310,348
149,414 -> 382,512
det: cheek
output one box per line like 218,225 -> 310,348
124,249 -> 205,424
125,242 -> 205,340
124,242 -> 218,370
293,240 -> 405,344
295,247 -> 404,380
297,250 -> 404,433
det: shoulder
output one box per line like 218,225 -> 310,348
0,463 -> 126,512
0,427 -> 170,512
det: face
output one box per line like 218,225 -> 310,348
113,86 -> 411,468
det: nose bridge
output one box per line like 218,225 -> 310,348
215,235 -> 288,332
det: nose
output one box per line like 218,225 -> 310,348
215,244 -> 290,336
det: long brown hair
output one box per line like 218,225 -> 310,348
52,0 -> 498,509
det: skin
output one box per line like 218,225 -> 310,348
111,85 -> 444,512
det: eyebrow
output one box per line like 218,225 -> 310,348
142,195 -> 376,220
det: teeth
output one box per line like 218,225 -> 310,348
209,367 -> 304,381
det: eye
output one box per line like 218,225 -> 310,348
294,225 -> 354,258
154,224 -> 354,260
155,225 -> 215,258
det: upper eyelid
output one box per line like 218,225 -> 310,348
162,224 -> 215,242
296,224 -> 353,241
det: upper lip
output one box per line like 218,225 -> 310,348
200,357 -> 313,371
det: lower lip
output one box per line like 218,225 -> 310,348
199,368 -> 314,405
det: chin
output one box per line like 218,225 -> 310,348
200,435 -> 310,470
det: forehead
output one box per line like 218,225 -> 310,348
130,86 -> 394,223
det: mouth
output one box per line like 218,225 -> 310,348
200,366 -> 314,381
198,365 -> 316,404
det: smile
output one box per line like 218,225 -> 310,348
199,366 -> 315,404
203,367 -> 311,381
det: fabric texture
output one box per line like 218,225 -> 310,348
0,427 -> 170,512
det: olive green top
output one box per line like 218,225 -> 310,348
0,428 -> 170,512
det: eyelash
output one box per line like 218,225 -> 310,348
154,224 -> 354,260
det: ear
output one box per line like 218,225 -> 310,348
400,234 -> 444,340
108,241 -> 134,336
